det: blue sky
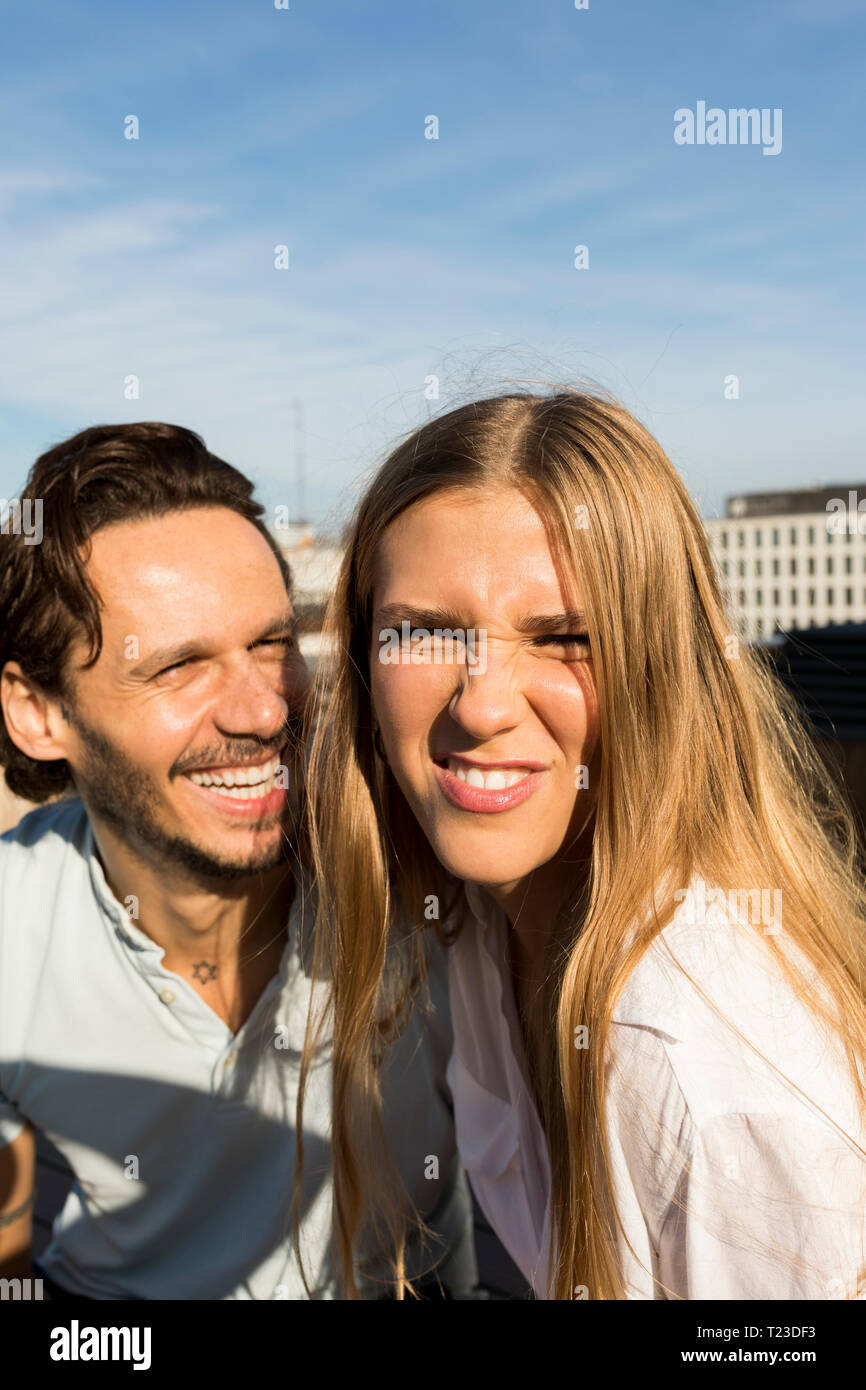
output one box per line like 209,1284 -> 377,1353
0,0 -> 862,529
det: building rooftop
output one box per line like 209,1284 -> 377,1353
723,485 -> 866,520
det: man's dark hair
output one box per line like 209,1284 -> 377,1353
0,422 -> 292,803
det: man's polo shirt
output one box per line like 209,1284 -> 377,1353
0,798 -> 474,1299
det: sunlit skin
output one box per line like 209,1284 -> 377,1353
370,487 -> 601,1022
1,506 -> 311,1031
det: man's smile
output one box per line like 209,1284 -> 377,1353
179,752 -> 288,815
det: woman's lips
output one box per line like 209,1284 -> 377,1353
433,759 -> 544,814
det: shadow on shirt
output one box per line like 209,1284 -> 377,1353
0,1065 -> 478,1300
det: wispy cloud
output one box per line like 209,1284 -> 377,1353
0,0 -> 861,527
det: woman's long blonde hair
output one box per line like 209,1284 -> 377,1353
298,390 -> 866,1299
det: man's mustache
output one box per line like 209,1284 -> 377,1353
170,720 -> 304,780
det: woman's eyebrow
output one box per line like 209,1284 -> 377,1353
372,604 -> 586,633
374,604 -> 467,630
517,611 -> 587,634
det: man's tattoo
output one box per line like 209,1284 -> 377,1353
192,961 -> 217,984
0,1191 -> 34,1227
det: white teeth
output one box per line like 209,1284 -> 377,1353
483,770 -> 508,790
447,759 -> 532,790
187,756 -> 281,794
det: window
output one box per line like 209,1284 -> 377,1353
737,530 -> 745,548
845,556 -> 853,574
808,588 -> 816,606
827,588 -> 834,605
789,526 -> 797,545
756,588 -> 763,605
845,587 -> 853,605
755,559 -> 762,576
808,556 -> 815,575
720,530 -> 728,549
790,588 -> 798,605
807,526 -> 815,544
739,589 -> 746,606
773,588 -> 780,606
827,556 -> 834,574
722,560 -> 729,576
772,528 -> 780,545
772,558 -> 780,576
756,618 -> 763,635
738,560 -> 745,577
789,558 -> 797,575
755,529 -> 762,547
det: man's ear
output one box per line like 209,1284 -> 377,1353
0,662 -> 77,764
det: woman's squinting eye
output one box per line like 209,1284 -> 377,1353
533,632 -> 591,655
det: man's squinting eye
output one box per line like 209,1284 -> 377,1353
154,636 -> 295,680
155,657 -> 193,678
254,636 -> 296,656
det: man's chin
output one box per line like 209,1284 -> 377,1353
85,790 -> 296,882
72,732 -> 301,882
147,825 -> 293,881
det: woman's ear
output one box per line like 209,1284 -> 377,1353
372,722 -> 389,763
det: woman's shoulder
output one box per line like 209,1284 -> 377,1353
613,874 -> 818,1030
612,877 -> 789,1029
609,877 -> 862,1136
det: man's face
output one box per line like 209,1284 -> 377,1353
62,506 -> 311,881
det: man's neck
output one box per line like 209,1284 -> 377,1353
88,814 -> 296,1032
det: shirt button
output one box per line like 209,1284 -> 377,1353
159,989 -> 176,1005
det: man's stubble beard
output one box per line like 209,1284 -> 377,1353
67,713 -> 303,883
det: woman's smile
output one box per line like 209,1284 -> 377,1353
433,754 -> 546,813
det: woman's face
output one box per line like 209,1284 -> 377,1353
369,486 -> 600,891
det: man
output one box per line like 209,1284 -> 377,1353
0,422 -> 476,1299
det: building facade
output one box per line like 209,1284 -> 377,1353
705,485 -> 866,641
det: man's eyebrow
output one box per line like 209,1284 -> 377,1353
255,612 -> 299,641
372,604 -> 587,634
129,611 -> 298,677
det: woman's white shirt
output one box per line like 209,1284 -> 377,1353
446,879 -> 866,1299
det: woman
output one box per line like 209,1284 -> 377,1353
301,390 -> 866,1299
